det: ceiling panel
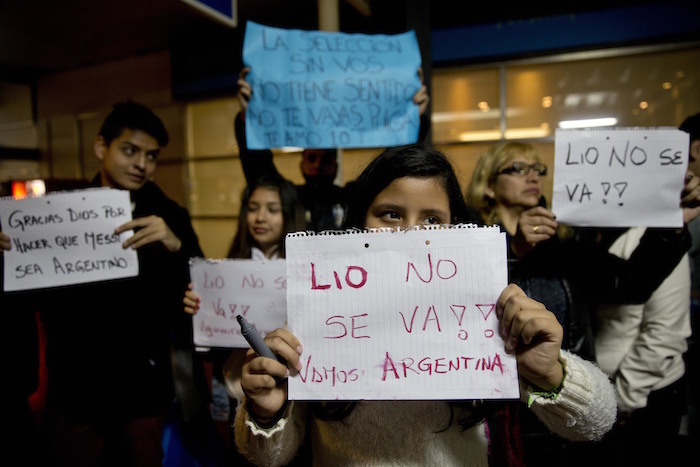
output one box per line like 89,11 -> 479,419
0,1 -> 671,83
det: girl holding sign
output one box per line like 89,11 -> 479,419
183,174 -> 305,460
232,143 -> 617,466
184,173 -> 305,310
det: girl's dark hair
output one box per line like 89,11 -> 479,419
227,174 -> 306,259
342,143 -> 472,229
98,101 -> 169,147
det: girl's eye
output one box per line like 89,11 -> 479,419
425,216 -> 441,225
381,211 -> 400,221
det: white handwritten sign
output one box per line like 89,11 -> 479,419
189,257 -> 288,348
0,188 -> 137,291
285,226 -> 518,400
242,20 -> 422,149
551,127 -> 689,227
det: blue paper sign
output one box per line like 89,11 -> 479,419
242,21 -> 423,149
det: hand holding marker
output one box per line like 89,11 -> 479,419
237,315 -> 288,383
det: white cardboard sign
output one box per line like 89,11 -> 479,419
189,257 -> 288,348
285,226 -> 519,401
551,127 -> 688,227
0,188 -> 137,291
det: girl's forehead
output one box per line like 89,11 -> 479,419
250,186 -> 280,199
377,177 -> 450,208
503,154 -> 536,164
382,175 -> 444,192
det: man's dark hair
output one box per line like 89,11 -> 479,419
98,101 -> 169,147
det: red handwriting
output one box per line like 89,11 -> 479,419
203,272 -> 282,290
381,352 -> 504,380
203,271 -> 224,289
405,253 -> 457,283
310,262 -> 367,290
199,320 -> 240,338
199,319 -> 274,338
211,297 -> 250,319
242,274 -> 264,288
297,354 -> 360,386
325,314 -> 370,339
476,304 -> 495,321
399,305 -> 441,332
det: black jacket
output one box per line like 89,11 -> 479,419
37,177 -> 202,422
506,226 -> 692,360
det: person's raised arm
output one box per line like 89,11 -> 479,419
414,67 -> 431,143
235,67 -> 282,185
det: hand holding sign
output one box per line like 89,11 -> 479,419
680,171 -> 700,224
0,231 -> 10,251
285,226 -> 518,401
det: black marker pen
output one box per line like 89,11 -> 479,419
237,315 -> 287,383
237,314 -> 279,361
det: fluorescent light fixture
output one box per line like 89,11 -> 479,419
458,130 -> 502,142
458,125 -> 551,142
558,117 -> 618,129
432,110 -> 501,123
505,126 -> 551,139
276,147 -> 304,153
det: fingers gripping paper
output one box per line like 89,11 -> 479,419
285,225 -> 519,400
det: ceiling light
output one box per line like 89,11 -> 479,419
558,117 -> 617,129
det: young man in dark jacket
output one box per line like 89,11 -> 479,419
1,101 -> 205,466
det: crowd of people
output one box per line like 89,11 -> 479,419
1,75 -> 699,467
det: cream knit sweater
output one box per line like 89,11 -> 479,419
233,350 -> 616,467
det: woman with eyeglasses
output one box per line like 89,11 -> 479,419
465,141 -> 700,465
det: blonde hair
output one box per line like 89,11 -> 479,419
465,142 -> 542,226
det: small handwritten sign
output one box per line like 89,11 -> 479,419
285,226 -> 518,400
0,188 -> 137,291
551,127 -> 689,227
189,257 -> 288,348
242,20 -> 422,149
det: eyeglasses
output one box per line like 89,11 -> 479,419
497,162 -> 548,177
